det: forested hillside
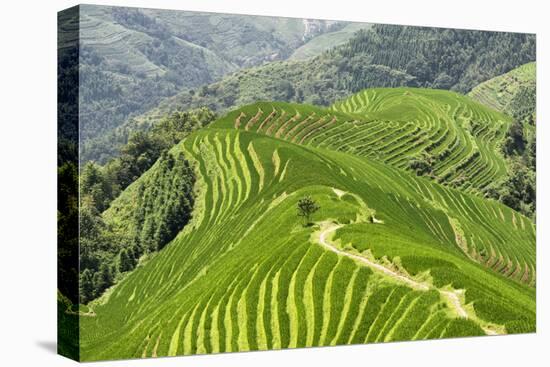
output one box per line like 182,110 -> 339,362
76,108 -> 216,302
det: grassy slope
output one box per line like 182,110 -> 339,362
80,108 -> 535,360
215,88 -> 511,194
468,62 -> 536,114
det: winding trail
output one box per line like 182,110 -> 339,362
317,222 -> 498,335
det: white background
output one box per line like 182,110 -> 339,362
0,0 -> 547,365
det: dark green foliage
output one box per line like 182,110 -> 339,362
78,150 -> 196,303
81,162 -> 115,212
82,107 -> 215,206
484,159 -> 536,219
509,85 -> 536,126
79,269 -> 94,304
93,263 -> 113,296
57,296 -> 79,361
296,196 -> 320,225
503,120 -> 526,156
118,249 -> 134,273
341,26 -> 535,92
408,153 -> 435,177
57,162 -> 79,304
131,151 -> 196,252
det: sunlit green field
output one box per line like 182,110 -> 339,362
79,89 -> 535,360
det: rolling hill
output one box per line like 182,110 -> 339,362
217,88 -> 511,194
78,88 -> 535,361
468,62 -> 536,154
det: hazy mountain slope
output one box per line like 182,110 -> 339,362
76,5 -> 350,162
289,23 -> 372,60
139,9 -> 348,66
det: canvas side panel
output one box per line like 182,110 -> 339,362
57,5 -> 80,362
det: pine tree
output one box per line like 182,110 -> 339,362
297,196 -> 320,226
119,249 -> 133,273
93,263 -> 113,296
79,268 -> 94,304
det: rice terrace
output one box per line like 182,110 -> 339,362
58,5 -> 536,362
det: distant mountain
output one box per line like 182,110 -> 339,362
289,23 -> 372,60
121,24 -> 535,143
73,4 -> 358,162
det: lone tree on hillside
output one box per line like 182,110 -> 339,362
297,196 -> 320,226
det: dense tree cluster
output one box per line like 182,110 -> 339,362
408,153 -> 435,178
340,25 -> 535,93
79,151 -> 196,303
483,85 -> 536,219
58,161 -> 79,304
75,108 -> 214,303
80,107 -> 215,211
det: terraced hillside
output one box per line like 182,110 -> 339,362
468,62 -> 536,115
215,88 -> 511,194
79,110 -> 535,360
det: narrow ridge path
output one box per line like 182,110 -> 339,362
317,222 -> 498,335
